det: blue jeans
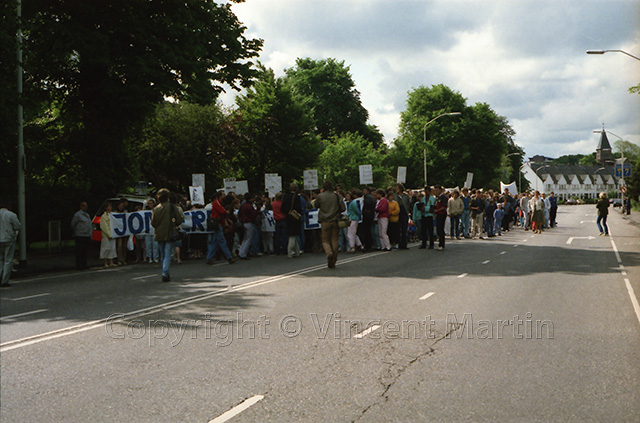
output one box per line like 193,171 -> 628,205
157,241 -> 173,278
494,217 -> 503,236
596,214 -> 608,235
461,210 -> 470,237
485,216 -> 495,237
250,223 -> 260,254
338,227 -> 348,252
145,234 -> 159,261
207,229 -> 232,260
372,222 -> 381,249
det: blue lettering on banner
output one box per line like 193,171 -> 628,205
304,209 -> 320,230
128,212 -> 145,235
109,210 -> 214,238
112,213 -> 128,237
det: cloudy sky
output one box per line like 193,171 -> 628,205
221,0 -> 640,159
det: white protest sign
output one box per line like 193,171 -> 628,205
235,180 -> 249,196
359,165 -> 373,185
189,186 -> 205,206
500,181 -> 518,196
304,170 -> 319,190
464,172 -> 474,189
265,173 -> 282,197
224,178 -> 237,193
261,210 -> 276,232
192,173 -> 205,192
304,208 -> 321,230
397,166 -> 407,184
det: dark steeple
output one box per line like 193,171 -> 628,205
596,128 -> 613,165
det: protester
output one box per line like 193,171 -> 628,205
419,186 -> 436,249
395,184 -> 411,249
70,201 -> 92,270
434,186 -> 448,250
549,192 -> 558,227
520,191 -> 531,230
447,189 -> 463,240
494,203 -> 505,236
596,192 -> 610,236
206,192 -> 237,265
530,191 -> 545,234
281,183 -> 303,258
361,187 -> 376,251
260,196 -> 275,255
387,192 -> 400,248
460,187 -> 471,238
151,188 -> 183,282
314,181 -> 346,268
0,201 -> 21,287
470,189 -> 485,239
374,189 -> 391,251
347,189 -> 363,253
115,200 -> 128,265
99,202 -> 117,268
171,193 -> 185,264
272,192 -> 287,255
485,196 -> 497,238
144,199 -> 160,263
238,193 -> 258,260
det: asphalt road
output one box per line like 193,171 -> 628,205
1,205 -> 639,422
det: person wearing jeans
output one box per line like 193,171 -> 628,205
238,193 -> 258,260
374,189 -> 391,251
151,188 -> 183,282
596,192 -> 610,236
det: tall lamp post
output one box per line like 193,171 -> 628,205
423,112 -> 461,186
586,50 -> 640,61
17,0 -> 26,267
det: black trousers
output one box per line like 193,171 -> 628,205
549,207 -> 557,227
360,218 -> 373,250
436,214 -> 446,248
421,216 -> 434,248
399,212 -> 409,248
74,236 -> 91,270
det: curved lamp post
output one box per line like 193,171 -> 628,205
586,50 -> 640,61
423,112 -> 461,186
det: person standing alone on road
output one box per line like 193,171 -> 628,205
315,181 -> 346,268
151,188 -> 183,282
0,201 -> 21,287
71,201 -> 92,270
596,192 -> 610,236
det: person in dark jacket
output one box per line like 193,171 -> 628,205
596,192 -> 610,236
151,188 -> 183,282
360,186 -> 376,252
238,193 -> 258,260
281,183 -> 303,258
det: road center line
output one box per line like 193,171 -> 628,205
482,260 -> 490,265
132,274 -> 156,280
10,293 -> 51,301
209,394 -> 265,423
458,273 -> 468,278
354,325 -> 381,339
0,309 -> 48,321
419,292 -> 435,301
500,251 -> 506,255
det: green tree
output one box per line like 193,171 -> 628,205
17,0 -> 263,198
319,133 -> 390,189
390,84 -> 512,189
131,102 -> 236,195
283,57 -> 383,147
234,65 -> 322,190
579,153 -> 598,166
613,140 -> 640,162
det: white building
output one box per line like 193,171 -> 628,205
522,163 -> 620,200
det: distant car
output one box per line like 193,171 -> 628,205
565,199 -> 577,205
576,199 -> 585,204
92,195 -> 153,241
610,199 -> 622,208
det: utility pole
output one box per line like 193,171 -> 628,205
17,0 -> 27,267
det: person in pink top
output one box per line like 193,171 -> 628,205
374,189 -> 391,251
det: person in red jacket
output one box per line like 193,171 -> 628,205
271,192 -> 287,255
206,192 -> 237,265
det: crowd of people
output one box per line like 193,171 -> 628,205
82,183 -> 566,281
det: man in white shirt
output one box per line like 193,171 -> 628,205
0,201 -> 21,287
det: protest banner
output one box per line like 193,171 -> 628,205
262,210 -> 276,232
304,208 -> 320,230
397,167 -> 407,184
359,165 -> 373,185
192,173 -> 205,192
109,209 -> 213,238
189,186 -> 205,206
223,178 -> 237,193
304,170 -> 319,190
265,173 -> 282,197
500,181 -> 518,195
464,172 -> 474,189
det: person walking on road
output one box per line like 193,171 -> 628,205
0,201 -> 21,287
71,201 -> 92,270
206,192 -> 237,265
596,192 -> 610,236
281,183 -> 303,258
151,188 -> 183,282
315,181 -> 346,268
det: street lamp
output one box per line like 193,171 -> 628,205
586,50 -> 640,61
423,112 -> 461,186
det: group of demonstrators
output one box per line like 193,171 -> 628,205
82,182 -> 564,282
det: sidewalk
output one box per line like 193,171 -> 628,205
617,207 -> 640,228
10,247 -> 104,280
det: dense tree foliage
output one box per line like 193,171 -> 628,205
283,58 -> 383,147
389,84 -> 512,189
553,154 -> 597,166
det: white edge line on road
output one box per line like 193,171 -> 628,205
458,273 -> 468,278
624,278 -> 640,327
1,251 -> 388,352
419,292 -> 435,301
209,394 -> 265,423
482,260 -> 490,265
10,293 -> 51,301
0,309 -> 48,321
500,251 -> 506,255
354,325 -> 381,339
